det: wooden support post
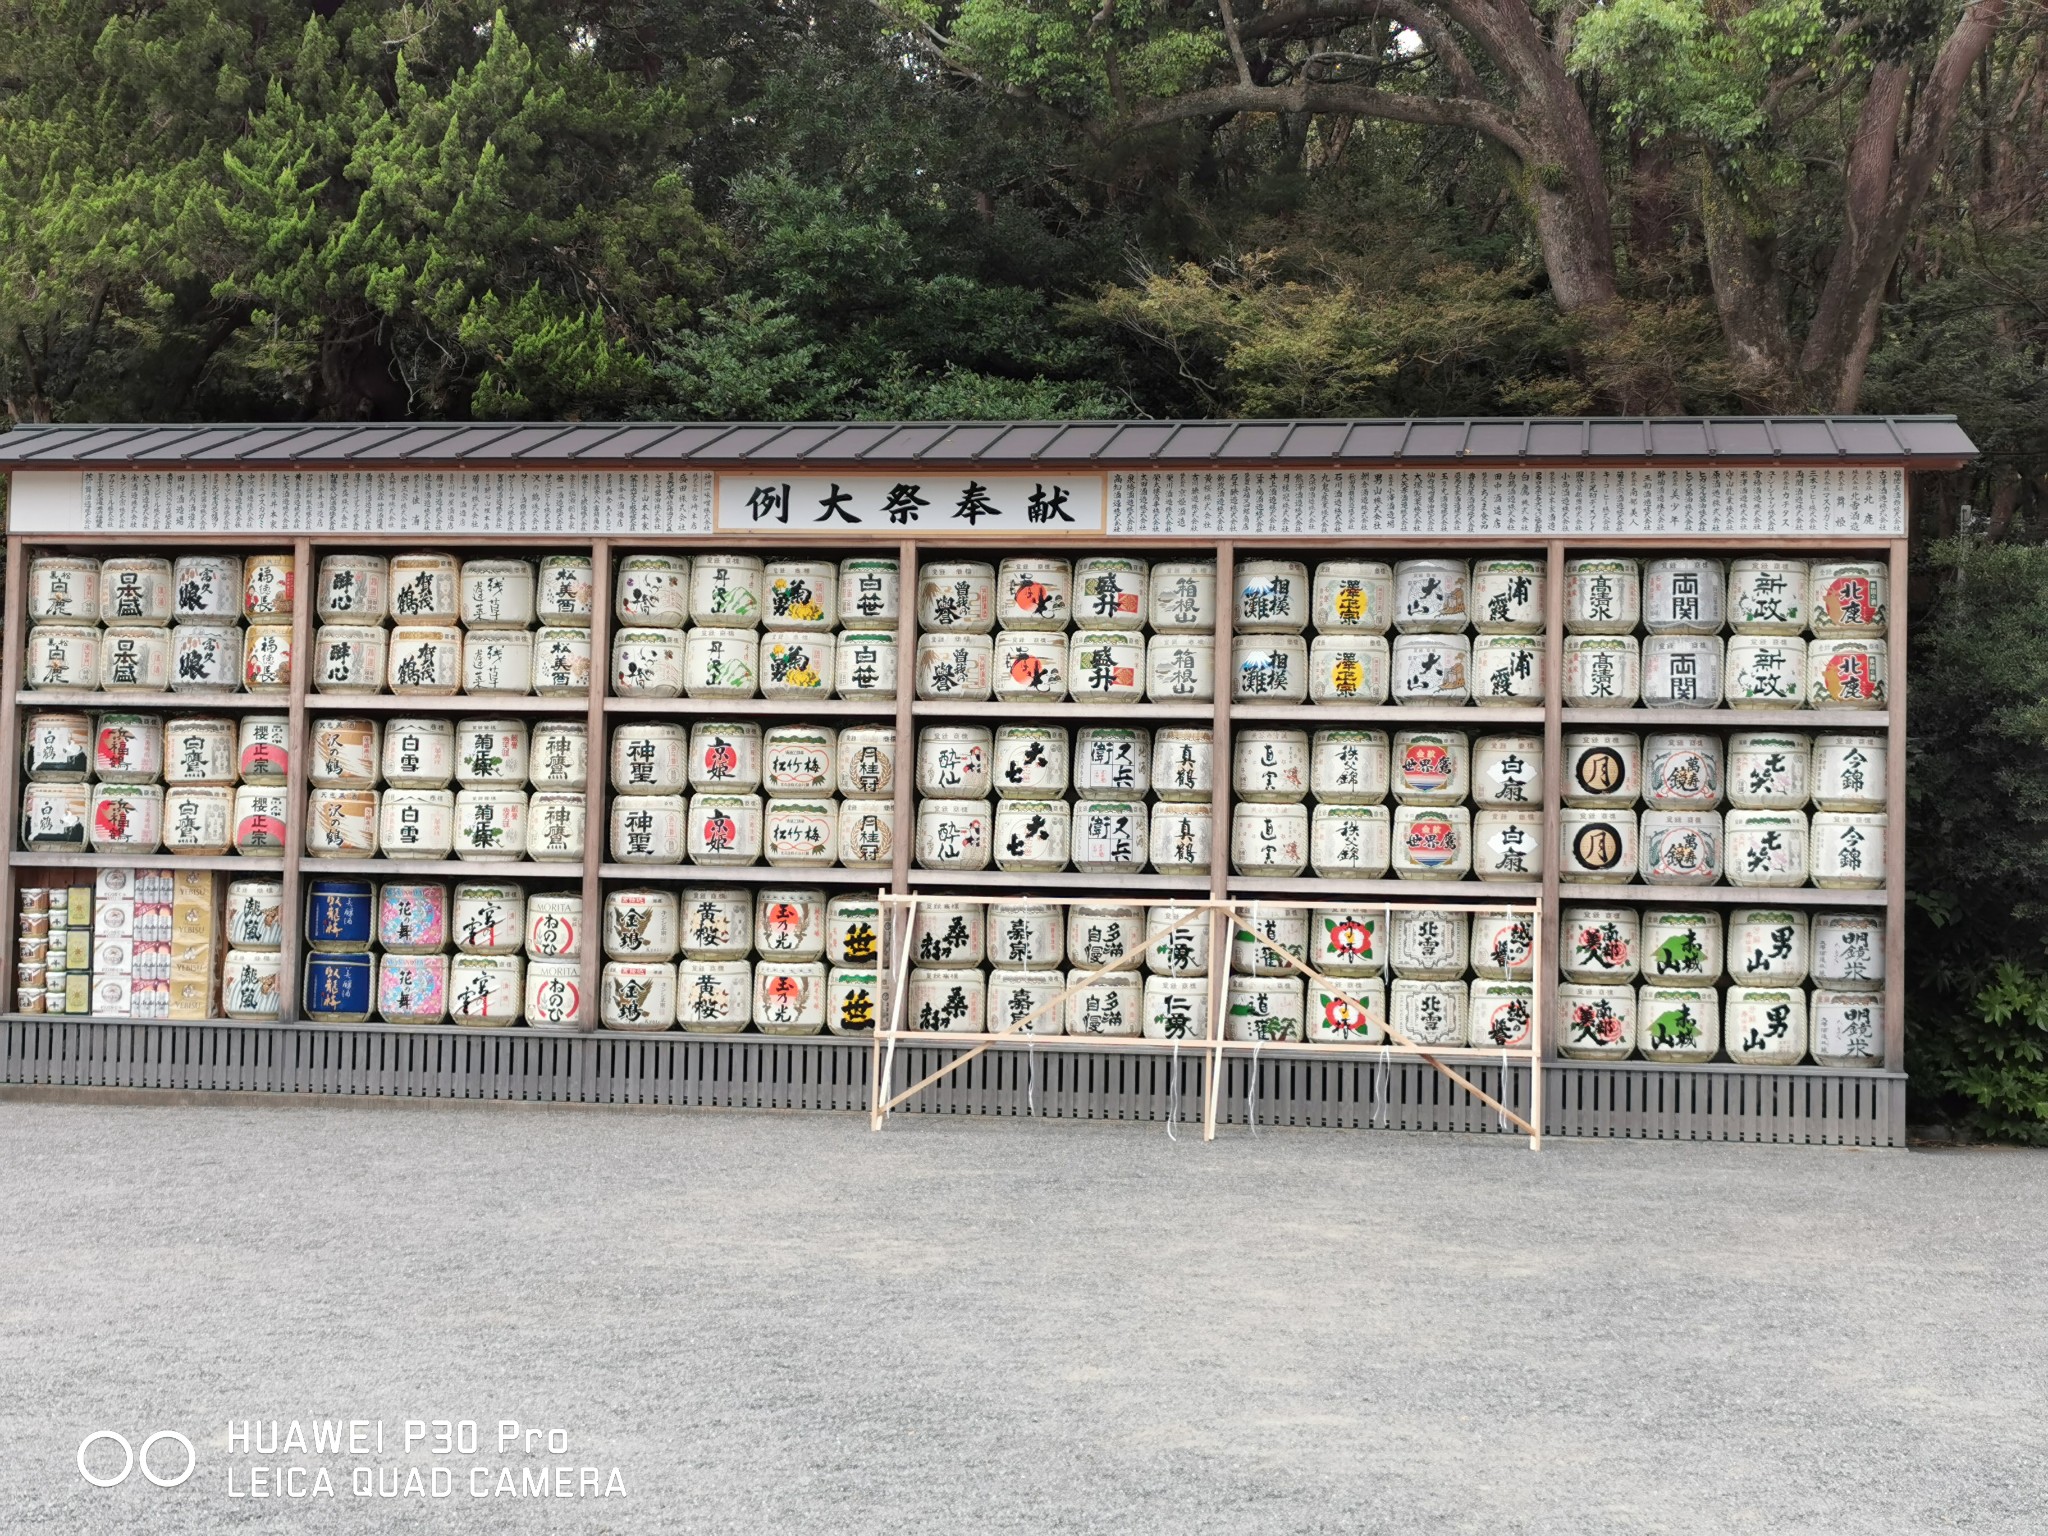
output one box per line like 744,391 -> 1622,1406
1203,541 -> 1235,1141
1539,540 -> 1565,1070
276,535 -> 315,1023
578,539 -> 612,1032
1884,534 -> 1908,1071
0,535 -> 28,1002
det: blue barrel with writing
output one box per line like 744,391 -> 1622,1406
303,951 -> 375,1023
306,879 -> 373,952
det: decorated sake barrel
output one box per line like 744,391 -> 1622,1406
763,799 -> 837,867
1138,905 -> 1207,977
1810,810 -> 1886,888
462,628 -> 534,696
1311,560 -> 1395,634
1073,555 -> 1148,631
1312,729 -> 1390,805
1641,635 -> 1722,710
537,553 -> 596,626
615,554 -> 690,628
1471,558 -> 1545,634
1726,985 -> 1807,1064
1812,990 -> 1883,1067
1724,809 -> 1808,887
1141,975 -> 1211,1041
1726,732 -> 1810,809
100,556 -> 174,624
1467,980 -> 1534,1048
836,725 -> 897,800
761,631 -> 834,701
612,722 -> 689,795
244,623 -> 293,692
525,892 -> 584,960
1390,909 -> 1467,979
1303,634 -> 1387,706
1728,908 -> 1808,984
918,558 -> 999,633
609,795 -> 686,863
377,953 -> 448,1027
1812,911 -> 1883,990
1809,638 -> 1887,709
676,959 -> 753,1032
907,966 -> 985,1033
823,895 -> 885,968
1642,909 -> 1723,983
1390,633 -> 1471,704
1392,558 -> 1469,634
224,880 -> 286,951
1391,729 -> 1468,805
233,785 -> 289,852
1234,558 -> 1309,633
23,711 -> 92,781
236,715 -> 291,784
1562,906 -> 1640,984
1387,978 -> 1463,1045
1151,728 -> 1213,803
969,903 -> 1055,973
305,788 -> 378,857
1234,729 -> 1309,803
387,624 -> 465,696
1060,968 -> 1139,1037
448,953 -> 524,1026
838,800 -> 896,867
454,719 -> 528,787
99,625 -> 172,692
1729,557 -> 1809,634
303,952 -> 374,1023
914,798 -> 990,871
995,798 -> 1071,872
1563,557 -> 1639,634
1310,908 -> 1384,977
1471,910 -> 1536,979
452,883 -> 526,955
827,968 -> 886,1035
25,623 -> 99,691
221,951 -> 283,1019
1148,633 -> 1216,702
686,791 -> 763,866
1392,804 -> 1470,880
1639,809 -> 1722,886
609,888 -> 684,961
917,725 -> 992,798
315,553 -> 388,623
527,790 -> 587,862
1561,635 -> 1638,707
240,553 -> 294,619
689,553 -> 765,628
1471,634 -> 1542,706
1075,799 -> 1148,873
688,720 -> 763,794
1231,802 -> 1308,877
915,633 -> 993,700
987,629 -> 1064,702
997,556 -> 1071,632
1225,975 -> 1305,1041
1309,803 -> 1390,880
28,557 -> 99,622
171,623 -> 243,692
533,624 -> 593,696
598,962 -> 679,1036
388,553 -> 458,622
835,632 -> 898,699
1074,727 -> 1152,796
308,717 -> 381,789
1149,803 -> 1213,874
459,559 -> 536,629
1559,808 -> 1637,883
368,717 -> 448,791
1232,634 -> 1308,702
305,879 -> 375,952
1150,560 -> 1217,635
755,959 -> 827,1035
838,558 -> 899,630
1068,630 -> 1145,702
763,725 -> 837,797
1644,557 -> 1725,635
1558,983 -> 1636,1059
1300,974 -> 1381,1044
1472,809 -> 1543,882
1811,733 -> 1885,810
91,714 -> 164,784
161,785 -> 233,854
452,788 -> 525,859
1472,734 -> 1542,809
1638,985 -> 1719,1062
684,627 -> 759,699
1644,733 -> 1722,809
1809,561 -> 1887,637
763,559 -> 838,632
612,628 -> 686,698
1073,904 -> 1149,968
1725,634 -> 1806,707
525,960 -> 584,1031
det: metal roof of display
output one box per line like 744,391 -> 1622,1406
0,417 -> 1978,469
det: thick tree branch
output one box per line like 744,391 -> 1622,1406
1218,0 -> 1256,88
1237,0 -> 1482,96
1127,77 -> 1535,160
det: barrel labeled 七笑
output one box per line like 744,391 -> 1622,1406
1724,809 -> 1808,887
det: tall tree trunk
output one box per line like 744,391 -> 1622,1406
1700,175 -> 1795,402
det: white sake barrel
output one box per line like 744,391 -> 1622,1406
1234,729 -> 1310,803
608,888 -> 683,962
1558,983 -> 1637,1059
1472,733 -> 1542,809
388,553 -> 458,622
1149,803 -> 1212,874
1471,558 -> 1544,634
1234,558 -> 1309,633
236,715 -> 291,784
525,893 -> 584,960
907,967 -> 985,1033
1074,799 -> 1148,873
1231,802 -> 1308,877
1068,630 -> 1145,702
1562,732 -> 1639,807
1149,561 -> 1217,634
224,879 -> 287,951
1642,909 -> 1724,984
1229,907 -> 1307,976
28,557 -> 99,622
1724,634 -> 1807,707
1726,986 -> 1807,1064
598,962 -> 679,1036
1808,638 -> 1888,709
1072,556 -> 1147,631
527,791 -> 586,863
377,952 -> 449,1026
1811,734 -> 1885,810
241,553 -> 295,619
755,958 -> 827,1035
983,903 -> 1063,971
761,631 -> 835,700
1809,561 -> 1887,636
1809,911 -> 1884,992
25,624 -> 99,690
537,554 -> 595,627
1727,732 -> 1810,809
380,717 -> 455,789
827,968 -> 886,1035
1641,635 -> 1722,710
1226,976 -> 1306,1041
1392,804 -> 1470,880
1561,907 -> 1641,984
613,721 -> 690,795
304,787 -> 378,857
1064,966 -> 1144,1037
1311,560 -> 1395,634
166,715 -> 239,786
1470,910 -> 1536,979
20,782 -> 88,849
1562,635 -> 1639,706
838,558 -> 899,630
459,559 -> 536,629
1469,980 -> 1535,1048
1639,985 -> 1720,1062
1070,904 -> 1149,969
915,633 -> 993,700
611,627 -> 686,698
1391,729 -> 1469,805
1152,728 -> 1213,803
1148,633 -> 1216,703
1639,809 -> 1722,886
915,797 -> 992,871
839,799 -> 896,867
917,725 -> 992,798
462,628 -> 533,696
997,556 -> 1071,632
530,627 -> 592,697
1392,559 -> 1468,634
1564,557 -> 1640,634
452,787 -> 526,860
689,553 -> 765,628
1074,727 -> 1152,796
1390,633 -> 1471,704
454,718 -> 528,787
99,625 -> 173,692
171,623 -> 243,692
1305,975 -> 1383,1043
688,720 -> 762,794
764,558 -> 839,631
525,959 -> 585,1031
1473,809 -> 1542,882
1387,978 -> 1463,1045
1307,634 -> 1390,705
763,799 -> 838,867
243,623 -> 293,692
93,713 -> 165,784
1312,728 -> 1391,806
1471,634 -> 1542,706
1310,804 -> 1390,880
448,953 -> 523,1026
917,560 -> 997,633
1231,634 -> 1308,702
100,556 -> 174,624
995,798 -> 1071,872
378,788 -> 456,859
1140,905 -> 1208,977
451,884 -> 526,955
1142,975 -> 1212,1041
1729,558 -> 1808,634
687,791 -> 763,866
162,785 -> 233,854
615,554 -> 690,628
676,959 -> 753,1032
835,631 -> 898,699
233,786 -> 290,852
1560,808 -> 1637,883
824,896 -> 886,968
221,951 -> 283,1019
1725,809 -> 1808,887
23,710 -> 92,781
1644,557 -> 1726,635
837,725 -> 897,800
1810,810 -> 1886,888
684,627 -> 759,699
388,623 -> 463,695
315,553 -> 388,623
1644,733 -> 1722,809
608,793 -> 688,864
1812,990 -> 1883,1067
1728,908 -> 1809,984
1390,908 -> 1467,979
1310,908 -> 1385,977
993,630 -> 1067,701
763,724 -> 837,797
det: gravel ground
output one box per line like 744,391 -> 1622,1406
3,1098 -> 2044,1535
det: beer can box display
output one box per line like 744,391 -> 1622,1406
1471,634 -> 1542,705
452,884 -> 526,954
24,711 -> 93,781
1729,557 -> 1808,634
613,722 -> 690,796
837,725 -> 897,800
767,559 -> 840,631
1639,809 -> 1722,886
313,623 -> 389,694
448,953 -> 523,1026
1232,635 -> 1308,703
995,798 -> 1071,872
221,950 -> 283,1019
306,877 -> 374,952
1310,560 -> 1395,635
1810,810 -> 1886,889
537,554 -> 595,627
1074,726 -> 1151,796
991,630 -> 1066,701
915,633 -> 993,701
233,786 -> 290,852
1471,558 -> 1544,635
1387,978 -> 1463,1045
1809,561 -> 1887,636
1392,729 -> 1468,805
915,797 -> 992,871
1141,906 -> 1208,976
1728,908 -> 1808,984
1226,975 -> 1306,1041
1644,733 -> 1721,809
1562,906 -> 1639,983
1148,633 -> 1216,702
1471,910 -> 1536,979
1149,803 -> 1213,875
1392,805 -> 1470,880
686,792 -> 764,866
839,800 -> 896,866
171,623 -> 243,693
25,623 -> 101,691
1560,807 -> 1637,883
1724,809 -> 1809,887
607,956 -> 689,1035
839,558 -> 900,630
609,794 -> 688,864
1232,802 -> 1308,877
28,556 -> 100,622
243,553 -> 296,619
1811,733 -> 1885,810
1392,558 -> 1468,634
1724,634 -> 1806,707
21,782 -> 88,849
1309,803 -> 1390,880
826,968 -> 886,1035
612,628 -> 686,698
676,958 -> 753,1032
92,713 -> 165,784
1564,558 -> 1640,634
615,554 -> 690,628
1307,635 -> 1389,705
997,556 -> 1071,631
525,959 -> 583,1031
918,561 -> 997,633
1066,968 -> 1143,1036
1075,904 -> 1150,968
762,799 -> 837,867
1140,975 -> 1212,1041
1638,985 -> 1720,1062
1558,982 -> 1636,1059
377,952 -> 448,1026
1812,911 -> 1884,989
689,720 -> 763,795
761,631 -> 835,700
377,787 -> 455,858
1644,557 -> 1725,635
387,623 -> 464,695
1726,732 -> 1810,810
1152,728 -> 1213,803
763,725 -> 837,797
917,726 -> 991,798
237,715 -> 291,784
387,553 -> 457,623
99,625 -> 173,692
1389,908 -> 1466,979
1074,799 -> 1148,873
907,966 -> 986,1033
684,627 -> 759,699
1642,909 -> 1723,983
1309,908 -> 1383,977
1472,809 -> 1542,882
835,632 -> 898,699
689,553 -> 765,628
1150,560 -> 1217,634
459,558 -> 536,629
985,968 -> 1068,1037
527,791 -> 588,863
1726,985 -> 1807,1064
89,783 -> 164,852
1562,635 -> 1639,707
303,951 -> 375,1023
376,882 -> 448,953
101,556 -> 174,624
1469,979 -> 1534,1048
224,879 -> 287,951
1067,630 -> 1144,702
1641,635 -> 1722,710
1812,989 -> 1883,1067
162,785 -> 233,854
1390,633 -> 1470,704
1075,556 -> 1148,631
755,960 -> 827,1035
1236,559 -> 1310,633
244,623 -> 293,692
1473,734 -> 1542,808
825,895 -> 886,968
1235,729 -> 1309,803
452,787 -> 526,860
1808,638 -> 1888,709
608,887 -> 683,961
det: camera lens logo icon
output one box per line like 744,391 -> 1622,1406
78,1430 -> 195,1488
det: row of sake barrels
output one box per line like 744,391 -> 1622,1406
1557,808 -> 1885,888
307,717 -> 586,791
609,554 -> 899,631
1561,730 -> 1883,809
919,557 -> 1207,634
1559,983 -> 1881,1067
303,788 -> 586,862
1557,634 -> 1886,709
297,949 -> 581,1028
609,793 -> 893,868
612,722 -> 893,799
1561,908 -> 1881,988
24,620 -> 287,694
612,627 -> 890,700
28,553 -> 295,624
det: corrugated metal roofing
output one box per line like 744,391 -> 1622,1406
0,417 -> 1978,469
